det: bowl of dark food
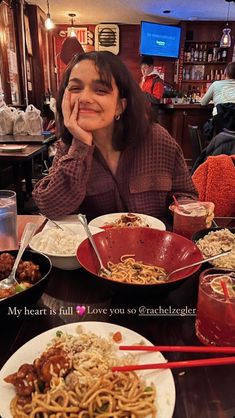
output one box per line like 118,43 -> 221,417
192,227 -> 235,270
0,250 -> 52,312
76,227 -> 203,291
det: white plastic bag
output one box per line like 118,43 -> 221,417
0,102 -> 17,135
25,104 -> 43,135
13,110 -> 28,135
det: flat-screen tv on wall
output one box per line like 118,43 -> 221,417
140,21 -> 181,59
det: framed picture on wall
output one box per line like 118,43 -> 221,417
24,15 -> 33,55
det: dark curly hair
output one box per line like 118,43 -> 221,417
225,61 -> 235,80
56,51 -> 150,150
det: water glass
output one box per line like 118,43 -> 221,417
0,190 -> 18,250
195,268 -> 235,346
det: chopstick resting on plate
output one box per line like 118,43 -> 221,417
111,356 -> 235,372
111,346 -> 235,372
119,345 -> 235,353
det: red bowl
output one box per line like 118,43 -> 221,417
77,227 -> 203,288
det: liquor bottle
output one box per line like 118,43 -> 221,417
186,46 -> 191,62
187,85 -> 192,102
199,44 -> 203,61
184,45 -> 188,62
215,70 -> 220,80
190,45 -> 195,62
202,44 -> 207,62
207,47 -> 213,63
194,44 -> 199,61
217,49 -> 221,62
220,68 -> 225,79
192,86 -> 197,103
185,68 -> 191,80
212,44 -> 218,62
210,69 -> 215,81
221,48 -> 228,62
196,86 -> 201,102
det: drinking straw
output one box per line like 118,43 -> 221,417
220,278 -> 235,322
173,195 -> 180,208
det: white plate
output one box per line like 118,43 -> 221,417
0,322 -> 175,418
89,212 -> 166,231
0,144 -> 27,152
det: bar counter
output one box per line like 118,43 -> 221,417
157,103 -> 213,161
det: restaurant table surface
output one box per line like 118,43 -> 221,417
0,215 -> 235,418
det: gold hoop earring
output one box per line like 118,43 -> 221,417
115,114 -> 121,121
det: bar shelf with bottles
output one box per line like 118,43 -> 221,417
182,41 -> 228,84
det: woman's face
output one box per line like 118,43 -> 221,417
66,59 -> 125,132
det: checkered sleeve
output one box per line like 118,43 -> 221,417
172,140 -> 198,201
32,138 -> 95,219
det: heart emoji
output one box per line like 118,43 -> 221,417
76,305 -> 86,316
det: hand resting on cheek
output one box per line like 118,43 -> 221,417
62,89 -> 93,146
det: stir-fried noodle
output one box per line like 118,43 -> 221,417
100,255 -> 167,284
5,330 -> 156,417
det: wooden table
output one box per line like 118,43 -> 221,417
0,144 -> 46,212
0,215 -> 235,418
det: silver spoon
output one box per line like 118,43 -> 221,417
166,250 -> 232,281
0,222 -> 37,290
77,214 -> 111,277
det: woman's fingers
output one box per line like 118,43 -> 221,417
62,88 -> 72,123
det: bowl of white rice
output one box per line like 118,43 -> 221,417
29,224 -> 102,270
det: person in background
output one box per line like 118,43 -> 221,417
140,56 -> 164,104
200,61 -> 235,136
33,51 -> 197,221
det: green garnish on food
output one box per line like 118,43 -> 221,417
144,386 -> 153,392
15,284 -> 26,293
37,380 -> 45,393
56,330 -> 63,337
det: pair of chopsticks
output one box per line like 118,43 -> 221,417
111,346 -> 235,372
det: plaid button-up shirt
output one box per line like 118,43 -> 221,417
33,124 -> 197,221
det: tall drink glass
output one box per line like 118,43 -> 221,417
0,190 -> 18,250
169,200 -> 214,239
195,268 -> 235,346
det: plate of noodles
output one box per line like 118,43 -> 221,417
0,322 -> 175,418
89,212 -> 166,231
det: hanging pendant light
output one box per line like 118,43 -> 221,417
220,0 -> 233,48
68,13 -> 77,37
60,13 -> 84,65
45,0 -> 55,30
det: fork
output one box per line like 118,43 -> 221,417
166,250 -> 232,280
77,214 -> 111,277
0,222 -> 37,290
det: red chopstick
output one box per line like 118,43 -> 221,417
112,356 -> 235,372
119,345 -> 235,353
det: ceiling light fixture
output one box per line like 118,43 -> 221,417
68,13 -> 77,37
59,13 -> 84,65
220,0 -> 234,48
44,0 -> 54,30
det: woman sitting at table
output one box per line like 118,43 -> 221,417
33,51 -> 197,221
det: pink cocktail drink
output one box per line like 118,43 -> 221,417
195,269 -> 235,346
169,201 -> 214,239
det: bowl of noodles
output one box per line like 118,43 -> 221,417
76,227 -> 203,290
192,227 -> 235,269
